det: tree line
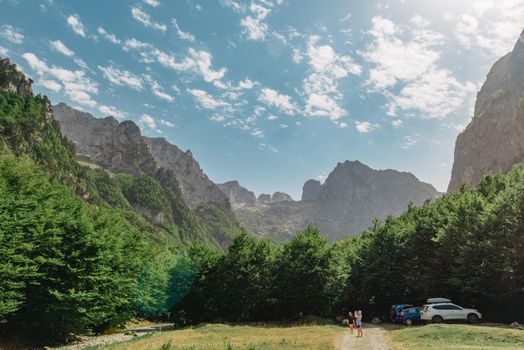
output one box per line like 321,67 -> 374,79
169,163 -> 524,325
1,155 -> 523,344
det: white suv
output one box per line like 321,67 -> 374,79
420,303 -> 482,323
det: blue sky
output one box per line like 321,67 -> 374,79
1,0 -> 523,198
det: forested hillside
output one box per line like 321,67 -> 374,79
0,57 -> 239,344
0,57 -> 241,249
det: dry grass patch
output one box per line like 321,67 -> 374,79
100,323 -> 343,350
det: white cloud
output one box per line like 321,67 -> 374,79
220,0 -> 246,13
210,114 -> 226,122
317,171 -> 328,182
153,48 -> 226,83
49,40 -> 74,57
98,65 -> 143,90
131,7 -> 167,31
392,119 -> 403,128
258,87 -> 297,115
23,52 -> 98,107
259,142 -> 278,153
402,134 -> 419,149
49,40 -> 87,69
74,58 -> 88,69
303,35 -> 361,120
0,25 -> 24,44
453,0 -> 524,57
362,16 -> 477,119
0,46 -> 9,56
240,2 -> 274,41
97,27 -> 121,44
355,121 -> 379,133
160,119 -> 175,127
267,115 -> 278,120
143,0 -> 160,6
238,78 -> 255,89
122,39 -> 227,85
97,66 -> 173,102
67,14 -> 86,37
123,38 -> 152,51
292,48 -> 303,63
339,12 -> 352,22
145,75 -> 174,102
139,114 -> 161,132
172,19 -> 195,42
338,121 -> 348,128
99,105 -> 128,119
40,79 -> 62,92
188,89 -> 229,109
251,128 -> 265,138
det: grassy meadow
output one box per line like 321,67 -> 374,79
388,323 -> 524,350
96,324 -> 343,350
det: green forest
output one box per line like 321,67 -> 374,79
1,64 -> 523,346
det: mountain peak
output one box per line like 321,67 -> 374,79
0,57 -> 33,99
53,103 -> 230,209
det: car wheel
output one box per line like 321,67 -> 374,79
432,315 -> 443,323
468,313 -> 480,323
405,318 -> 413,326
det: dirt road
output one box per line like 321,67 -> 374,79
53,324 -> 173,350
338,324 -> 393,350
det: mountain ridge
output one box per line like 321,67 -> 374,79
219,160 -> 441,240
53,102 -> 230,210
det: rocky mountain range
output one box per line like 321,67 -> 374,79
53,101 -> 441,240
219,160 -> 441,240
448,29 -> 524,191
53,103 -> 230,210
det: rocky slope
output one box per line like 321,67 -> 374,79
448,29 -> 524,191
53,103 -> 230,210
220,160 -> 441,240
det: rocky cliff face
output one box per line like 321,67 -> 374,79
448,29 -> 524,191
53,103 -> 157,175
217,181 -> 257,210
53,103 -> 230,209
0,57 -> 33,99
145,137 -> 230,209
220,160 -> 441,240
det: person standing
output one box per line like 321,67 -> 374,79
347,309 -> 355,334
355,310 -> 363,337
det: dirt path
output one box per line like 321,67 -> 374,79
338,324 -> 393,350
52,324 -> 173,350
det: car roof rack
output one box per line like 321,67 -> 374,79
426,297 -> 451,304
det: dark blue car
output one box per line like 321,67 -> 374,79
399,306 -> 421,325
390,304 -> 414,323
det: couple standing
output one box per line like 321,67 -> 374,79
346,310 -> 363,337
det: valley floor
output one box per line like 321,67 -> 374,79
45,322 -> 524,350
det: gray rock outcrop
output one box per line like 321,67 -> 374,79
53,103 -> 230,209
448,29 -> 524,191
271,191 -> 292,203
302,179 -> 322,201
217,181 -> 257,210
